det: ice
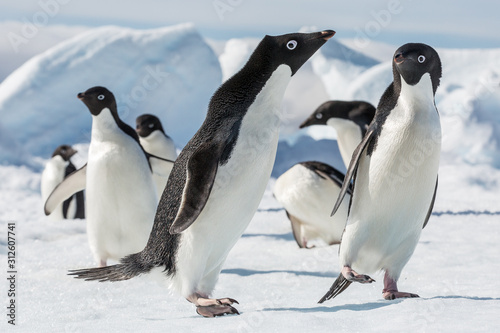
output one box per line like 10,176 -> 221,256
0,23 -> 499,332
0,24 -> 222,168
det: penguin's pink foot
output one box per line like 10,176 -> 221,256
187,293 -> 240,318
382,271 -> 419,300
342,266 -> 375,284
383,291 -> 419,300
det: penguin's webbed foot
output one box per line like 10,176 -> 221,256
188,294 -> 240,318
342,266 -> 375,284
383,291 -> 419,300
382,271 -> 419,300
196,303 -> 240,317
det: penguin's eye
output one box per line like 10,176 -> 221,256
97,94 -> 105,100
286,40 -> 298,50
148,123 -> 155,129
417,55 -> 426,63
61,148 -> 66,153
315,113 -> 323,119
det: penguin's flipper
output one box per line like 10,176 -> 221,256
423,176 -> 438,229
169,142 -> 220,234
331,125 -> 376,216
286,211 -> 307,249
44,164 -> 87,215
147,153 -> 175,178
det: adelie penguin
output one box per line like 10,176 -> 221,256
69,29 -> 335,318
318,43 -> 441,303
136,114 -> 177,199
41,145 -> 85,220
273,101 -> 375,248
44,87 -> 173,267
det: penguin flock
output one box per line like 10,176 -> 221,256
39,27 -> 443,318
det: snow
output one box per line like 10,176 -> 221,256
0,24 -> 221,167
1,23 -> 500,331
0,169 -> 499,332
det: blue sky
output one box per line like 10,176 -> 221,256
0,0 -> 498,48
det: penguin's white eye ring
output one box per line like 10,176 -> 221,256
287,40 -> 298,50
148,123 -> 155,128
418,55 -> 426,63
315,113 -> 323,119
97,94 -> 105,100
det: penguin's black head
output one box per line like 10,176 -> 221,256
136,114 -> 165,138
393,43 -> 442,94
255,30 -> 335,76
77,86 -> 117,116
299,100 -> 376,130
52,145 -> 77,161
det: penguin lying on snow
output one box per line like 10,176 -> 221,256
44,87 -> 174,267
273,101 -> 375,248
319,43 -> 441,303
69,29 -> 335,318
136,114 -> 177,199
41,145 -> 85,220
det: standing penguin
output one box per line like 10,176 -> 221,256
44,87 -> 172,267
318,43 -> 441,303
300,100 -> 375,167
69,30 -> 335,317
136,114 -> 176,198
273,101 -> 375,248
41,145 -> 85,220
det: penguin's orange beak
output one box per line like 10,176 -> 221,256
77,92 -> 86,100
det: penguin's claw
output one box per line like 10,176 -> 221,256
217,297 -> 239,305
383,291 -> 419,300
341,266 -> 375,284
196,304 -> 240,318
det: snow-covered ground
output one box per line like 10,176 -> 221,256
0,165 -> 499,332
1,23 -> 500,332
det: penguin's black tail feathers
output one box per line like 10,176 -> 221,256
318,274 -> 352,303
68,253 -> 154,282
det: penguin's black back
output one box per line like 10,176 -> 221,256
133,38 -> 279,274
126,31 -> 334,274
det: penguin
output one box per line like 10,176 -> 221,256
41,145 -> 85,220
68,30 -> 335,317
44,87 -> 173,267
318,43 -> 441,303
300,100 -> 375,168
136,114 -> 177,198
273,101 -> 375,248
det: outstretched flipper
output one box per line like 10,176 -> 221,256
169,141 -> 222,234
44,164 -> 87,215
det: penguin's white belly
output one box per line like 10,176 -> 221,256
274,164 -> 348,244
341,103 -> 441,276
86,141 -> 157,262
41,157 -> 66,220
140,132 -> 177,199
172,64 -> 292,296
